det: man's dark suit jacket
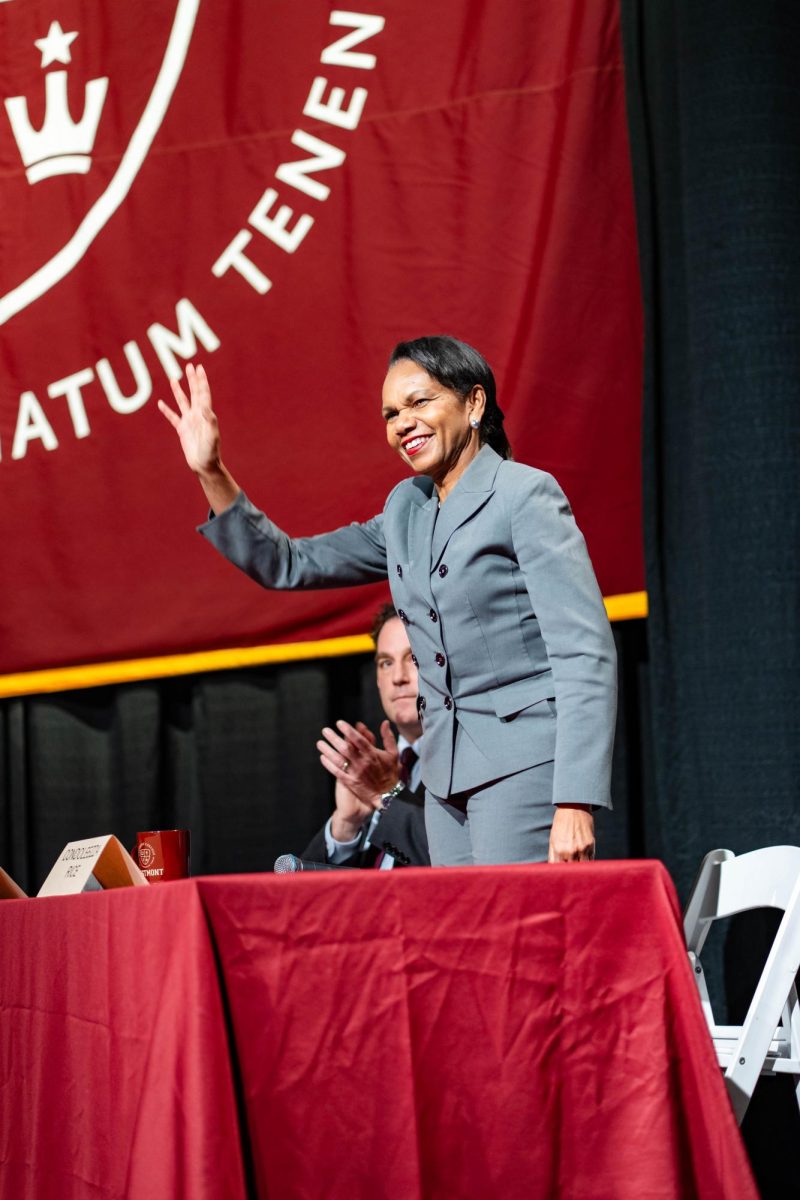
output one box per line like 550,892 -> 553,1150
303,784 -> 430,868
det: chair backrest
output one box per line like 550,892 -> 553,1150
685,845 -> 800,957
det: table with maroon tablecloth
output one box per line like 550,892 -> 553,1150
0,862 -> 757,1199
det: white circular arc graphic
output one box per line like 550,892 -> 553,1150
0,0 -> 200,326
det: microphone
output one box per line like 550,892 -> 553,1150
273,854 -> 349,873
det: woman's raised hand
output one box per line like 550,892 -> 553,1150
157,363 -> 220,475
158,363 -> 241,513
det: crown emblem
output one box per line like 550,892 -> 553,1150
4,21 -> 108,184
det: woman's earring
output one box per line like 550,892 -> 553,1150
470,417 -> 480,429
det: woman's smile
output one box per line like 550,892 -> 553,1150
402,434 -> 433,457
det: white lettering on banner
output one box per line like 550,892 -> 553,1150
3,297 -> 219,462
275,129 -> 346,203
147,297 -> 221,380
212,230 -> 273,293
321,12 -> 385,70
48,368 -> 94,439
303,76 -> 368,132
96,342 -> 153,414
2,12 -> 383,462
212,9 -> 384,293
11,391 -> 58,459
248,189 -> 313,254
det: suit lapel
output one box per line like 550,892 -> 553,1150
408,494 -> 438,607
430,490 -> 492,568
430,446 -> 502,570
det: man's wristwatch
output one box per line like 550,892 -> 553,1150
378,781 -> 405,811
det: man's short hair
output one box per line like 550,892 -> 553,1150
371,602 -> 398,647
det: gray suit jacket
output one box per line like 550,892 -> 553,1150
200,445 -> 617,806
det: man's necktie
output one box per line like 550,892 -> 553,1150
399,745 -> 418,788
373,747 -> 417,870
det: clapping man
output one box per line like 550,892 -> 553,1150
303,604 -> 430,868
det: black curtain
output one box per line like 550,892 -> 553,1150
0,621 -> 649,895
621,0 -> 799,892
621,2 -> 800,1192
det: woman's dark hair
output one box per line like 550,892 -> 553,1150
388,335 -> 512,460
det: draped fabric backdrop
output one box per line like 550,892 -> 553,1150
621,2 -> 800,1191
0,0 -> 643,685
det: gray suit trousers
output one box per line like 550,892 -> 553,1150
425,759 -> 555,866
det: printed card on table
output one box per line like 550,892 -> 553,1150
38,835 -> 148,897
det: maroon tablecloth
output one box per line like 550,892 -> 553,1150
0,863 -> 757,1199
0,879 -> 245,1198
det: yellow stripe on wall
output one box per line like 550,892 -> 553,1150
0,591 -> 648,700
604,590 -> 648,622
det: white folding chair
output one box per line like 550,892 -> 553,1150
683,845 -> 800,1124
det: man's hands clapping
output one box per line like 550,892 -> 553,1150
317,719 -> 401,837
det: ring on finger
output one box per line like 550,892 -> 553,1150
342,758 -> 350,772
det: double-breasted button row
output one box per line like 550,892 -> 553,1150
435,652 -> 445,667
444,697 -> 453,710
398,605 -> 439,626
396,562 -> 446,581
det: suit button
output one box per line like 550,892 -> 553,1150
411,654 -> 418,667
439,564 -> 448,577
428,608 -> 438,623
396,564 -> 403,578
435,652 -> 445,667
398,608 -> 408,624
417,696 -> 426,713
444,696 -> 453,710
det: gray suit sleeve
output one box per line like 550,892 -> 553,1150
509,469 -> 617,808
197,491 -> 388,589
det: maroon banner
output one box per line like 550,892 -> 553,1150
0,0 -> 642,678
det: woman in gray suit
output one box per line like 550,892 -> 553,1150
158,336 -> 616,866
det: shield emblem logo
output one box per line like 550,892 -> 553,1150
0,0 -> 200,326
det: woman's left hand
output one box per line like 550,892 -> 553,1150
548,804 -> 595,862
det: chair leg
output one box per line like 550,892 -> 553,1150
724,1076 -> 751,1126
